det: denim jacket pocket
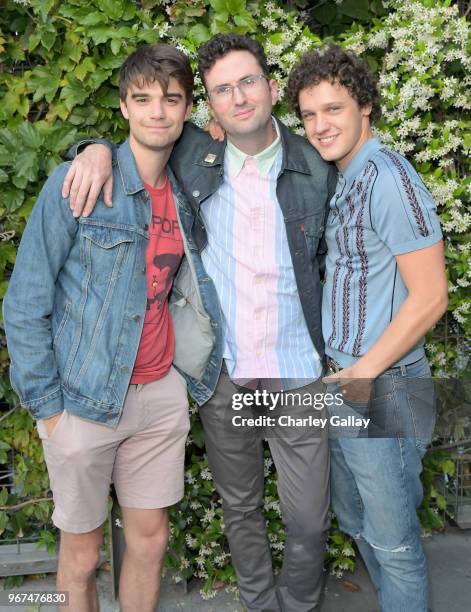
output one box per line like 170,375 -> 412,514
80,224 -> 135,285
53,301 -> 72,347
303,212 -> 325,263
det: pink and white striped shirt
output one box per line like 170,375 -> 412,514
201,122 -> 322,385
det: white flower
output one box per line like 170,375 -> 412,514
202,507 -> 216,524
185,470 -> 196,485
200,467 -> 213,481
185,534 -> 198,549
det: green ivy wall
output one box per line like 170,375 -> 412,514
0,0 -> 469,594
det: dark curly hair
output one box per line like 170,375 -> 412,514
197,34 -> 270,90
287,44 -> 380,123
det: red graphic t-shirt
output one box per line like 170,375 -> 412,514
130,176 -> 184,384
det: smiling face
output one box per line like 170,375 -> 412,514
298,80 -> 373,172
120,77 -> 192,156
204,50 -> 278,149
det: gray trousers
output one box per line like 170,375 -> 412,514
199,368 -> 330,612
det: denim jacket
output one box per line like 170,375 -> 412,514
66,119 -> 337,408
3,140 -> 223,425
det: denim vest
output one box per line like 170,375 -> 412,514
3,141 -> 223,424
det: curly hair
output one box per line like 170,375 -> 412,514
197,34 -> 270,89
287,44 -> 380,123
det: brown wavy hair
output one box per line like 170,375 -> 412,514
287,44 -> 380,123
119,43 -> 193,104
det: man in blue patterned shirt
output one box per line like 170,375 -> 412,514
288,45 -> 448,612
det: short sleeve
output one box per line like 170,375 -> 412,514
371,153 -> 442,256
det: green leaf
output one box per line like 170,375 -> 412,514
100,0 -> 125,20
28,66 -> 61,104
0,511 -> 8,535
75,57 -> 96,81
1,90 -> 23,117
80,12 -> 108,26
17,123 -> 44,149
210,0 -> 229,12
233,12 -> 257,31
111,38 -> 122,55
87,26 -> 116,45
44,127 -> 78,154
0,243 -> 17,268
61,78 -> 92,111
0,487 -> 8,506
28,32 -> 42,52
0,129 -> 20,153
95,88 -> 119,108
87,68 -> 113,91
191,419 -> 205,449
41,30 -> 57,51
226,0 -> 246,13
189,24 -> 211,45
0,187 -> 25,213
441,459 -> 455,475
340,0 -> 370,21
0,169 -> 8,183
62,40 -> 83,64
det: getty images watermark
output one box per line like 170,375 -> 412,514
231,389 -> 371,430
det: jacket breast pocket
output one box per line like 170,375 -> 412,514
80,224 -> 135,285
303,213 -> 325,262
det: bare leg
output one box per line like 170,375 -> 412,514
119,507 -> 169,612
56,527 -> 103,612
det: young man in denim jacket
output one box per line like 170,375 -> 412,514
288,45 -> 448,612
61,34 -> 337,612
2,44 -> 217,612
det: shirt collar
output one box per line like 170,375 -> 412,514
225,118 -> 281,177
341,137 -> 382,186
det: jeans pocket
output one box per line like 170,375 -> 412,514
406,377 -> 436,451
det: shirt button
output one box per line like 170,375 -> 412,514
120,366 -> 129,373
142,267 -> 146,274
192,190 -> 200,198
132,314 -> 141,322
143,223 -> 149,231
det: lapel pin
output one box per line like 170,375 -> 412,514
204,153 -> 217,164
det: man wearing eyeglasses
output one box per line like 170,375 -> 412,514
62,34 -> 336,612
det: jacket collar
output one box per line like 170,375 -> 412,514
276,118 -> 312,175
193,117 -> 312,176
116,140 -> 146,195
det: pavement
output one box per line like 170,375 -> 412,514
0,527 -> 469,611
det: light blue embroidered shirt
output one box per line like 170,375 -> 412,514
322,137 -> 442,368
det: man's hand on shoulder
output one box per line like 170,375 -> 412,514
62,144 -> 113,218
203,119 -> 225,142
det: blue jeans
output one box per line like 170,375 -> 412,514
328,356 -> 435,612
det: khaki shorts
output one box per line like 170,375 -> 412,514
37,366 -> 190,534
